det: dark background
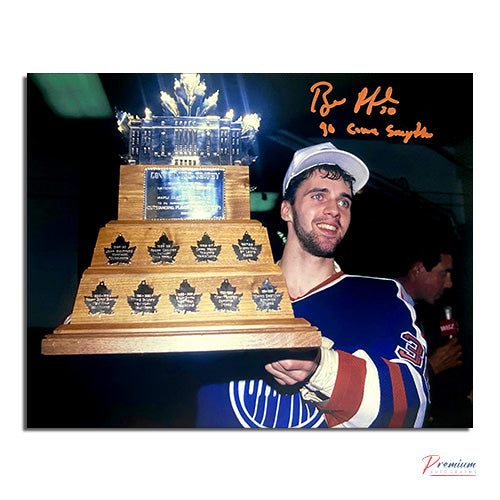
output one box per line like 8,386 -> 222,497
26,73 -> 472,427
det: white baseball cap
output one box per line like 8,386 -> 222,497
282,142 -> 370,196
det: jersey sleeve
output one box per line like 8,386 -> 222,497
297,278 -> 429,428
319,347 -> 428,428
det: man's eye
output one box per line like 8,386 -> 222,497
312,193 -> 323,200
338,199 -> 351,208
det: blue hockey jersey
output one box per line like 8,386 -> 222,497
196,273 -> 429,428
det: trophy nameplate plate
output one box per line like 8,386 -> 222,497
169,280 -> 203,314
252,279 -> 284,312
233,232 -> 262,262
144,168 -> 225,220
148,233 -> 180,264
191,233 -> 222,262
84,281 -> 118,316
127,281 -> 161,315
104,234 -> 136,265
210,280 -> 243,312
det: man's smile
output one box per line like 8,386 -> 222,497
316,222 -> 340,236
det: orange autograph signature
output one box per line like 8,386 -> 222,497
310,81 -> 433,143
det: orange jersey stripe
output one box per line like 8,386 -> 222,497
383,358 -> 408,427
323,350 -> 367,427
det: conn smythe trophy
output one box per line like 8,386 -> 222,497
42,74 -> 321,355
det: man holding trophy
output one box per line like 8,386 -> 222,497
196,142 -> 429,428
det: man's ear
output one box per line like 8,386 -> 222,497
411,261 -> 426,276
281,200 -> 293,223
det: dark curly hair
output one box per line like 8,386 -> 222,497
283,164 -> 355,204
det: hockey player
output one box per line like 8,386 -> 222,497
196,142 -> 429,427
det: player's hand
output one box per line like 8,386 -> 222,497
429,337 -> 463,375
264,356 -> 319,386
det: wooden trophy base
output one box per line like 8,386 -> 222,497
42,217 -> 321,355
43,318 -> 319,355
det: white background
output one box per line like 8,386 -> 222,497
4,1 -> 496,497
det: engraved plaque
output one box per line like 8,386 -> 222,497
84,281 -> 118,316
169,280 -> 202,314
104,234 -> 136,265
148,233 -> 180,264
191,233 -> 221,262
210,279 -> 243,312
127,280 -> 161,315
252,279 -> 284,312
144,168 -> 225,220
233,232 -> 262,262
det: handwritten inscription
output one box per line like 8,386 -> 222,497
310,81 -> 347,117
310,81 -> 433,143
385,122 -> 433,143
346,121 -> 433,143
353,86 -> 399,115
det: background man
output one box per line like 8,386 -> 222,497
396,239 -> 472,427
196,142 -> 429,428
397,244 -> 461,375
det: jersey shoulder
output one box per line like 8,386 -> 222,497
301,273 -> 404,303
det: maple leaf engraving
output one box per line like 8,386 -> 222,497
210,279 -> 243,312
84,281 -> 118,316
148,232 -> 180,264
104,234 -> 136,265
252,279 -> 283,312
127,280 -> 161,315
191,233 -> 221,262
169,279 -> 202,313
233,231 -> 262,262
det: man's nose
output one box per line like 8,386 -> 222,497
323,199 -> 339,216
445,274 -> 453,289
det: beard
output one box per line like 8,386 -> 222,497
291,205 -> 342,258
